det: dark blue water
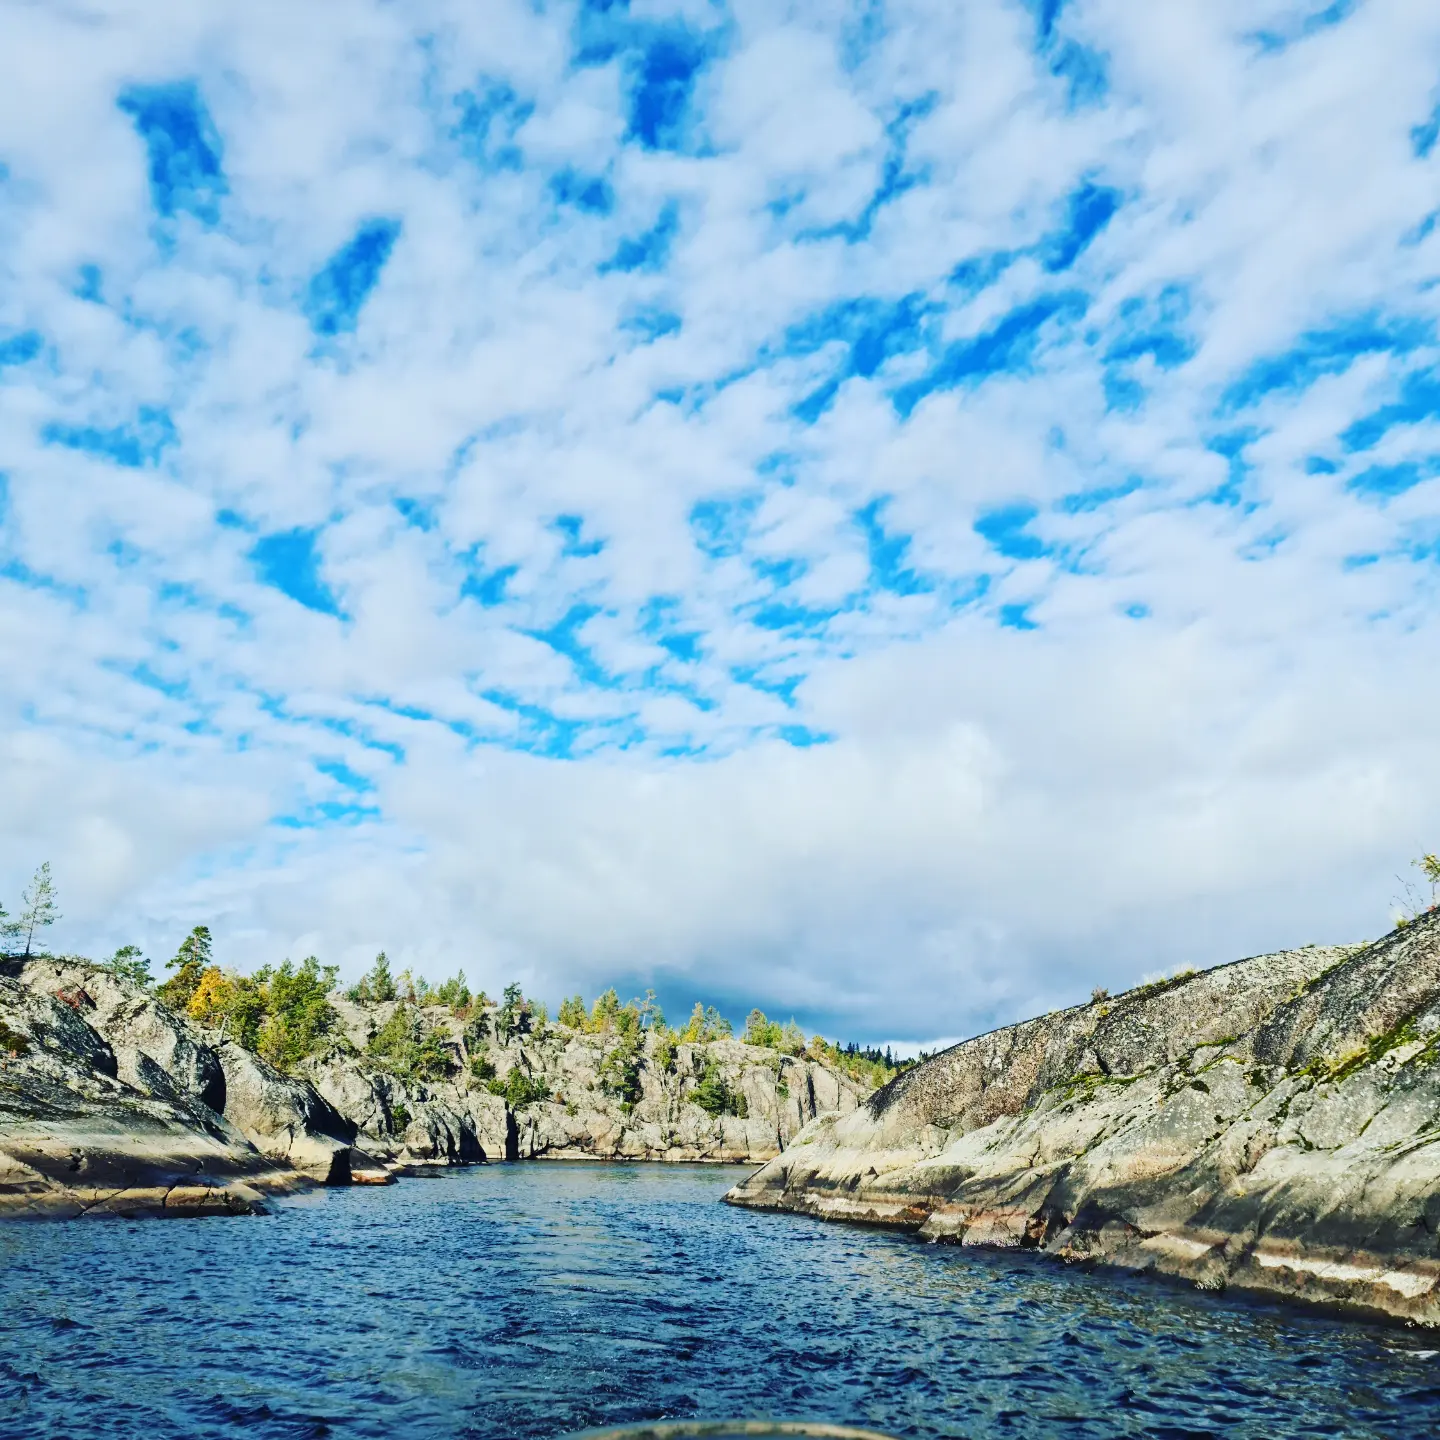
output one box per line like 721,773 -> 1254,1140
2,1163 -> 1438,1440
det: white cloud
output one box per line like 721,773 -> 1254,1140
2,0 -> 1439,1043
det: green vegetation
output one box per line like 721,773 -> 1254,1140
1394,853 -> 1440,928
495,982 -> 531,1041
104,945 -> 152,987
106,921 -> 916,1108
487,1067 -> 551,1107
598,1025 -> 646,1109
1,863 -> 60,960
365,1004 -> 455,1082
186,954 -> 342,1072
158,926 -> 213,1011
1294,1016 -> 1438,1085
742,1009 -> 806,1053
691,1059 -> 747,1118
678,1003 -> 732,1042
347,952 -> 399,1003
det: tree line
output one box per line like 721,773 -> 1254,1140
2,864 -> 915,1090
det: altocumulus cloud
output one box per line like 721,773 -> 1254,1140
2,0 -> 1440,1045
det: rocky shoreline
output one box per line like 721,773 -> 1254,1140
0,956 -> 869,1218
12,917 -> 1440,1331
726,912 -> 1440,1327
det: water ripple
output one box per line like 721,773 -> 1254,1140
1,1163 -> 1435,1439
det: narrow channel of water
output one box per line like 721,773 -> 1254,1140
2,1162 -> 1436,1439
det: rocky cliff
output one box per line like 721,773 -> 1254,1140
727,914 -> 1440,1326
0,957 -> 868,1218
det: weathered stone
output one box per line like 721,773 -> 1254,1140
727,917 -> 1440,1327
2,953 -> 877,1216
0,975 -> 302,1218
215,1041 -> 355,1183
17,958 -> 225,1111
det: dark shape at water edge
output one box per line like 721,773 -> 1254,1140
727,911 -> 1440,1328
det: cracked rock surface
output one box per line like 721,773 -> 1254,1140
727,912 -> 1440,1327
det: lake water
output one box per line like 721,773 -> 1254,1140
2,1162 -> 1437,1439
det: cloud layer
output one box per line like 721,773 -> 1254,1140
3,0 -> 1439,1042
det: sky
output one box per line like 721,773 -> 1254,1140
2,0 -> 1440,1047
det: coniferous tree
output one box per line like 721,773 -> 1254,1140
15,863 -> 60,959
159,925 -> 212,1010
108,945 -> 152,987
348,951 -> 398,1003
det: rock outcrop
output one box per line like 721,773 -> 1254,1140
1,954 -> 872,1217
727,914 -> 1440,1327
0,974 -> 298,1218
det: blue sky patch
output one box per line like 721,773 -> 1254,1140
1340,372 -> 1440,451
1219,314 -> 1428,415
1104,285 -> 1195,369
855,498 -> 931,595
776,723 -> 833,748
316,758 -> 374,793
691,494 -> 759,559
394,496 -> 437,531
602,202 -> 679,273
117,81 -> 227,224
998,602 -> 1039,630
42,405 -> 176,468
1204,430 -> 1259,507
894,291 -> 1087,416
479,687 -> 591,760
1058,477 -> 1142,513
620,305 -> 681,343
1249,0 -> 1360,55
626,29 -> 708,151
304,218 -> 402,336
0,330 -> 42,367
1414,100 -> 1440,160
1347,459 -> 1438,500
551,167 -> 614,214
250,528 -> 343,615
553,513 -> 605,557
525,602 -> 612,687
806,93 -> 936,244
975,503 -> 1049,561
461,560 -> 518,608
276,800 -> 381,829
1040,181 -> 1122,272
749,598 -> 844,636
453,81 -> 532,171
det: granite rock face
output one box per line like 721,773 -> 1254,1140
727,916 -> 1440,1326
1,954 -> 871,1216
0,974 -> 297,1218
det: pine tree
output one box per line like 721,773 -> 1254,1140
15,863 -> 60,959
159,925 -> 213,1011
108,945 -> 152,987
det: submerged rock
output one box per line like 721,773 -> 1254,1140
726,915 -> 1440,1327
